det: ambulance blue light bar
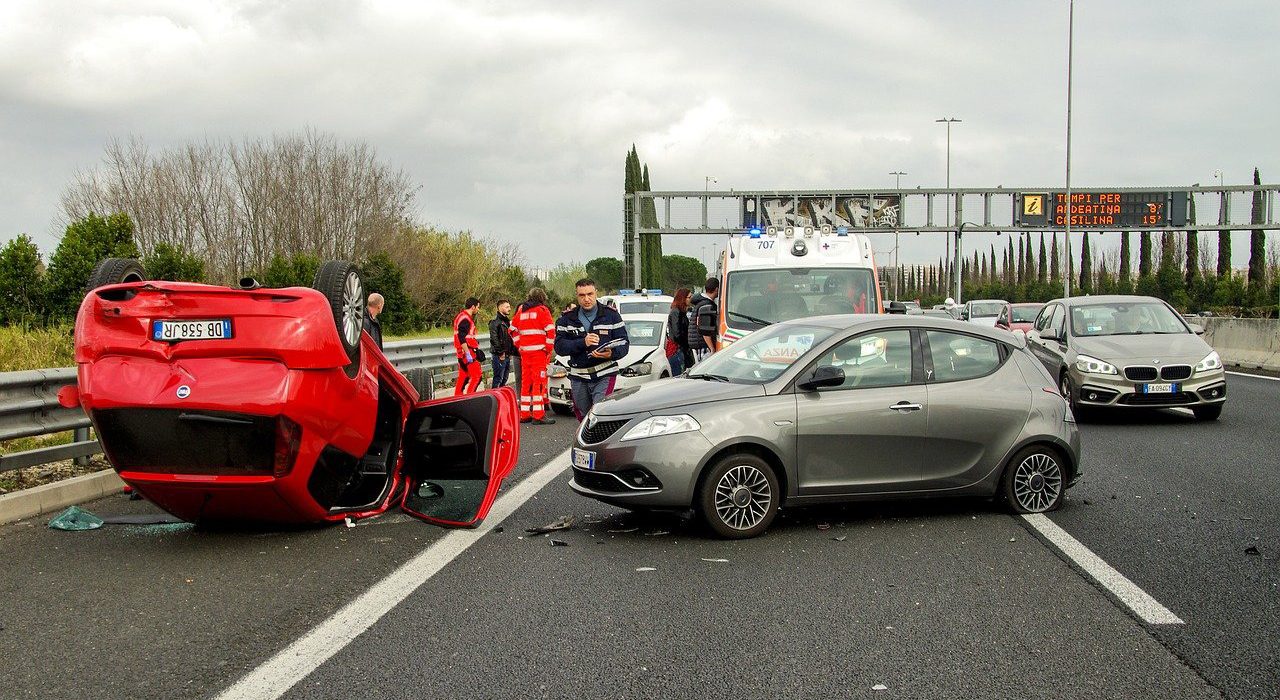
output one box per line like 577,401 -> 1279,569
616,289 -> 664,296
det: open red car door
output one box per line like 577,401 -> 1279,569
398,387 -> 520,527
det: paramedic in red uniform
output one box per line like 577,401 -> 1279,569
453,297 -> 484,395
510,288 -> 556,424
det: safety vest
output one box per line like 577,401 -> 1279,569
453,309 -> 478,358
510,304 -> 555,354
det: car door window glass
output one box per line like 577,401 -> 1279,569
927,331 -> 1003,382
811,330 -> 913,389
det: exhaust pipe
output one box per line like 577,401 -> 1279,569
238,277 -> 262,290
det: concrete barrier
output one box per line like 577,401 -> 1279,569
0,468 -> 124,526
1194,318 -> 1280,371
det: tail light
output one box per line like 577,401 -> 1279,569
273,416 -> 302,478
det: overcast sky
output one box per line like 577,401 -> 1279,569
2,0 -> 1276,273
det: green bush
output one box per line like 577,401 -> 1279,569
142,242 -> 206,282
361,252 -> 425,335
44,213 -> 139,322
0,235 -> 44,325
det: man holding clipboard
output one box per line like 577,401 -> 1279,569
553,278 -> 630,421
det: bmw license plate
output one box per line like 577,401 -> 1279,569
571,447 -> 595,471
153,319 -> 232,342
1142,382 -> 1177,394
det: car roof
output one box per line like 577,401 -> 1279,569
619,313 -> 668,323
967,298 -> 1008,304
776,313 -> 1023,345
1010,302 -> 1044,307
1044,294 -> 1168,307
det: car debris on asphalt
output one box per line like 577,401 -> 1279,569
550,539 -> 569,547
47,506 -> 104,531
526,515 -> 575,534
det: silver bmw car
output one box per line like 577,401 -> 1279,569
569,315 -> 1081,538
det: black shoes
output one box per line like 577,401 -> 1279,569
532,417 -> 556,425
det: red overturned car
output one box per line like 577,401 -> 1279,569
60,257 -> 519,527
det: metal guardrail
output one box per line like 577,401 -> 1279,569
0,335 -> 489,475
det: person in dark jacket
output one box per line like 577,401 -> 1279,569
554,278 -> 629,420
686,277 -> 720,363
666,287 -> 691,376
488,299 -> 515,388
362,293 -> 384,349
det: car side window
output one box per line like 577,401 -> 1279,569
811,330 -> 913,390
1033,306 -> 1052,331
1049,305 -> 1066,336
926,331 -> 1003,382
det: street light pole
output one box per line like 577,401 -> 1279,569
936,118 -> 961,300
890,171 -> 907,300
1062,0 -> 1074,299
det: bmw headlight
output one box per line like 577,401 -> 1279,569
619,414 -> 700,441
1074,354 -> 1118,375
620,362 -> 652,377
1194,350 -> 1222,375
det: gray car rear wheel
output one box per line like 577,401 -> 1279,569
1002,445 -> 1065,514
698,454 -> 779,539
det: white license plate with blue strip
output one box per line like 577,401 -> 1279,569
571,447 -> 595,470
153,319 -> 232,342
1141,382 -> 1177,394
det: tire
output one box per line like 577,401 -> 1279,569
402,367 -> 433,401
1192,404 -> 1223,421
551,403 -> 574,416
1001,445 -> 1066,514
312,261 -> 364,378
697,453 -> 780,539
87,258 -> 145,290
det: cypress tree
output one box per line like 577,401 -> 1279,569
639,162 -> 663,288
1016,237 -> 1026,285
1119,231 -> 1132,289
1038,234 -> 1048,284
1217,184 -> 1231,278
623,146 -> 639,288
1079,232 -> 1092,294
1050,233 -> 1061,284
989,244 -> 998,285
1186,195 -> 1199,286
1006,238 -> 1016,285
1139,232 -> 1153,277
1248,167 -> 1267,298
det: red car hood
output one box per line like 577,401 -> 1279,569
75,281 -> 351,369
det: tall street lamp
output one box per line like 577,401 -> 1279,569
1062,0 -> 1075,298
936,117 -> 961,298
890,171 -> 907,299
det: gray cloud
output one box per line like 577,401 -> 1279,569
1,0 -> 1275,272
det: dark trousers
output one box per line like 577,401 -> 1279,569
491,355 -> 511,387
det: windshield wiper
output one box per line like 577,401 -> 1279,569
691,373 -> 731,382
727,310 -> 772,326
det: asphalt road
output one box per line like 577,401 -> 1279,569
1,374 -> 1276,699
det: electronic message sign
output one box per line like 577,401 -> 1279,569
1016,191 -> 1188,228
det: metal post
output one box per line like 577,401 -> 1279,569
632,193 -> 642,288
937,118 -> 961,297
954,197 -> 964,303
73,426 -> 90,466
1063,0 -> 1074,299
890,171 -> 907,301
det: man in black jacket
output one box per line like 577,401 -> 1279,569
487,299 -> 515,388
363,293 -> 384,349
686,278 -> 720,363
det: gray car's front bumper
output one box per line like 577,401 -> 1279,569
568,419 -> 710,509
1070,366 -> 1227,409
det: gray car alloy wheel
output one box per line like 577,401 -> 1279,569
341,271 -> 364,348
713,464 -> 773,531
1011,452 -> 1063,513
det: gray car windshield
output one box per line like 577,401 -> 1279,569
623,320 -> 663,346
1070,302 -> 1188,337
687,324 -> 835,384
969,302 -> 1004,318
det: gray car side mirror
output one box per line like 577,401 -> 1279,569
1188,323 -> 1205,335
798,365 -> 845,391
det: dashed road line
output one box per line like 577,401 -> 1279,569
1022,513 -> 1184,626
215,449 -> 572,700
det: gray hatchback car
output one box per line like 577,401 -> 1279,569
569,315 -> 1081,538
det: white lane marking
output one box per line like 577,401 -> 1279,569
1021,513 -> 1184,626
1226,370 -> 1280,382
216,449 -> 572,700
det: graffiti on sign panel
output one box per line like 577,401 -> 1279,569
745,196 -> 900,229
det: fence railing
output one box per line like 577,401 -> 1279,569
0,335 -> 489,475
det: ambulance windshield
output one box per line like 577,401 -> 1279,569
725,268 -> 877,329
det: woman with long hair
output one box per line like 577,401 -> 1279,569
666,287 -> 692,376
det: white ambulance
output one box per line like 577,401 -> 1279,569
716,225 -> 883,347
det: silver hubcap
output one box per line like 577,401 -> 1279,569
714,465 -> 772,531
1013,452 -> 1062,512
341,271 -> 364,347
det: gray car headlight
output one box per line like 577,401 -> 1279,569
548,364 -> 568,379
1075,354 -> 1118,375
1194,351 -> 1222,375
620,414 -> 700,441
620,362 -> 652,377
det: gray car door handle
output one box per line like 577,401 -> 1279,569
889,402 -> 922,412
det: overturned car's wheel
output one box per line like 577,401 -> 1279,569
312,260 -> 364,378
87,257 -> 146,290
698,453 -> 779,539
